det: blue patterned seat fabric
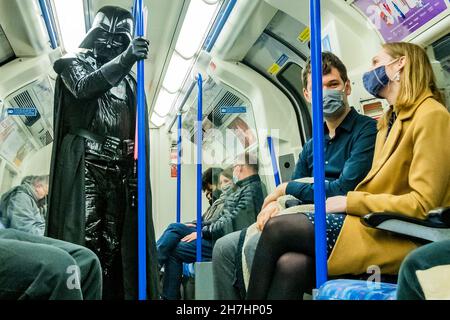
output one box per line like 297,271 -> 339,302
316,279 -> 398,300
182,263 -> 195,278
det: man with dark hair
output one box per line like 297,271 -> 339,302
212,52 -> 378,300
0,175 -> 49,236
46,6 -> 158,299
202,167 -> 223,205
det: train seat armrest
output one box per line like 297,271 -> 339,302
361,207 -> 450,242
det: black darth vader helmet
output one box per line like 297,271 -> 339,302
79,6 -> 134,62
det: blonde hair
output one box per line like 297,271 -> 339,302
379,42 -> 444,129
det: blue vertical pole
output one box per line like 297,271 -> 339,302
176,113 -> 182,223
267,136 -> 281,187
38,0 -> 58,49
310,0 -> 328,288
136,0 -> 147,300
196,74 -> 203,263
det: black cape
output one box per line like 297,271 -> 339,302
46,52 -> 159,300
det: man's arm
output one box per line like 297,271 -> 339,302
8,192 -> 45,236
57,38 -> 149,100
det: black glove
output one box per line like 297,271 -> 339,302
120,37 -> 150,68
100,37 -> 149,87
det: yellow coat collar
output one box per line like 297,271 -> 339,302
394,89 -> 434,121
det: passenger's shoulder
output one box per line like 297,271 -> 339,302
416,98 -> 449,119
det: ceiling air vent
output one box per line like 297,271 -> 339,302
208,91 -> 241,127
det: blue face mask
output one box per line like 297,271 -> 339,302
363,58 -> 401,98
323,89 -> 346,118
362,65 -> 390,99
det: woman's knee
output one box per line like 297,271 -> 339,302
276,252 -> 313,276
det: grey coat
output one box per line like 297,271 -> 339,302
0,184 -> 45,236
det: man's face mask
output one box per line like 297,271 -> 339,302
362,58 -> 401,98
93,31 -> 128,64
322,89 -> 346,119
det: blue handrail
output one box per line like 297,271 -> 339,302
177,113 -> 182,223
38,0 -> 58,49
135,0 -> 148,300
310,0 -> 328,288
196,74 -> 203,263
267,136 -> 281,187
205,0 -> 237,53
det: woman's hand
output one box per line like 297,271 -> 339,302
326,196 -> 347,213
262,183 -> 288,209
256,201 -> 281,231
181,232 -> 197,243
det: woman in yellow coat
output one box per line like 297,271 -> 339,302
246,42 -> 450,300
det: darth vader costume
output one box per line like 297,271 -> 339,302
46,6 -> 159,300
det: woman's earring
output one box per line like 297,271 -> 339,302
395,71 -> 401,82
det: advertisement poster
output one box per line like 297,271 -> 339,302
354,0 -> 448,42
170,145 -> 178,178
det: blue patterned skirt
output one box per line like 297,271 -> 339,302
302,213 -> 346,257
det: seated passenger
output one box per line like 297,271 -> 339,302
213,52 -> 378,300
397,239 -> 450,300
0,175 -> 49,236
247,42 -> 450,299
157,167 -> 233,269
0,228 -> 102,299
161,152 -> 265,299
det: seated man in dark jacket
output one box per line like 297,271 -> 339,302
161,152 -> 265,300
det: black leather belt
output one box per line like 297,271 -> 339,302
71,128 -> 134,159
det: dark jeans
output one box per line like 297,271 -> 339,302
0,229 -> 102,300
158,224 -> 213,300
397,240 -> 450,300
157,223 -> 196,267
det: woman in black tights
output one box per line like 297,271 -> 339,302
246,212 -> 345,300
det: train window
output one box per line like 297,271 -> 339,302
180,78 -> 270,189
52,0 -> 86,53
0,25 -> 14,66
277,62 -> 312,120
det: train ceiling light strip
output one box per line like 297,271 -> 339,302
166,0 -> 237,131
52,0 -> 86,53
150,0 -> 221,127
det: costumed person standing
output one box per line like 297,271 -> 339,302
46,6 -> 159,300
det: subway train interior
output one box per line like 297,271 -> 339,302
0,0 -> 449,303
